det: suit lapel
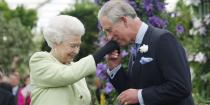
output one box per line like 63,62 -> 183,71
128,26 -> 154,88
135,26 -> 153,61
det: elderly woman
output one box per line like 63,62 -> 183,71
29,15 -> 118,105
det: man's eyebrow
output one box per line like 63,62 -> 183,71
68,42 -> 81,44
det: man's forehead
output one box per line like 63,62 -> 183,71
100,16 -> 112,27
68,41 -> 81,44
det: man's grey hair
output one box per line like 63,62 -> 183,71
98,0 -> 137,24
0,71 -> 3,81
43,15 -> 85,48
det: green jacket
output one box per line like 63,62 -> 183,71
29,52 -> 96,105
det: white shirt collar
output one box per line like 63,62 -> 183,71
135,22 -> 148,44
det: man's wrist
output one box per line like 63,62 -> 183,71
109,65 -> 118,70
138,89 -> 145,105
107,64 -> 121,79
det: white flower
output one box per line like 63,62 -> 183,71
204,14 -> 210,25
187,53 -> 194,62
139,44 -> 148,53
192,0 -> 201,6
192,18 -> 202,29
190,67 -> 194,81
184,0 -> 191,6
200,74 -> 207,82
185,0 -> 201,6
194,52 -> 207,64
189,28 -> 198,36
3,36 -> 7,41
198,26 -> 206,35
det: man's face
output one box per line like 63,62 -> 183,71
9,74 -> 19,87
100,16 -> 131,46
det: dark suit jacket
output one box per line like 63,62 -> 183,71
0,83 -> 15,105
110,26 -> 194,105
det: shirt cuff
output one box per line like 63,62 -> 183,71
106,64 -> 121,79
138,89 -> 145,105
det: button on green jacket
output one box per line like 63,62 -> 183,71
29,52 -> 96,105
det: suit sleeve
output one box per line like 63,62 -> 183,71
29,53 -> 96,88
9,94 -> 15,105
109,67 -> 130,93
142,33 -> 192,104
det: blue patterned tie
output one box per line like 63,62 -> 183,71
128,43 -> 140,73
133,43 -> 140,60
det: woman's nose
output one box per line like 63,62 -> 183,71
73,47 -> 80,54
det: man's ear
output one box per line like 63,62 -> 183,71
120,16 -> 129,27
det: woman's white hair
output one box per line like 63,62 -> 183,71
43,15 -> 85,48
98,0 -> 137,24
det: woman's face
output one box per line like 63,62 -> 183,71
54,35 -> 81,64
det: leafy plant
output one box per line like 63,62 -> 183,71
0,1 -> 37,73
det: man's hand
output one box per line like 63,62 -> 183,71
118,89 -> 139,105
106,50 -> 121,70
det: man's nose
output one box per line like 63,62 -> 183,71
107,33 -> 114,41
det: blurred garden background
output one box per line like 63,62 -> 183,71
0,0 -> 209,105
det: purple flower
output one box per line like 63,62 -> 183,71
105,82 -> 114,94
94,0 -> 100,5
170,12 -> 177,17
121,50 -> 129,58
142,0 -> 154,16
128,1 -> 138,10
148,16 -> 167,28
176,24 -> 184,34
156,1 -> 166,11
96,63 -> 108,80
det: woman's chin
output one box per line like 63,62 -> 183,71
63,58 -> 73,64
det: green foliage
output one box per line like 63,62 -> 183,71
0,1 -> 37,73
61,2 -> 99,61
0,15 -> 35,73
0,1 -> 37,28
170,0 -> 210,104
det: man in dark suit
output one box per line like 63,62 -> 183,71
9,72 -> 20,105
98,0 -> 194,105
0,71 -> 15,105
0,83 -> 15,105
